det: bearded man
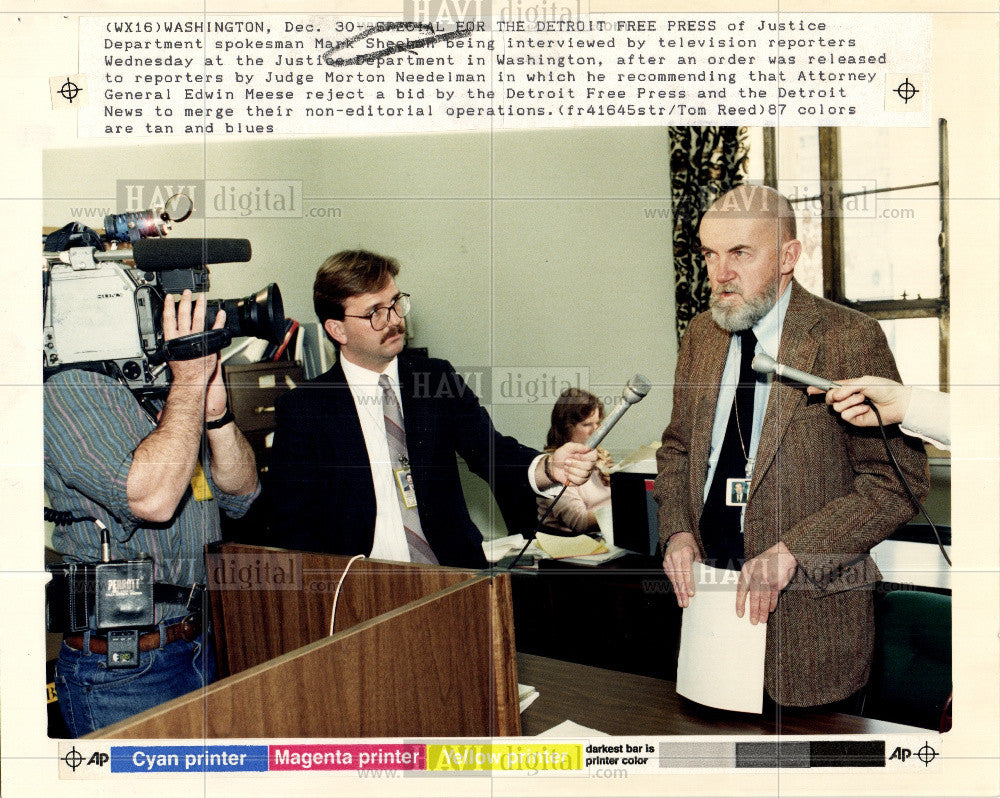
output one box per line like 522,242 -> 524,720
653,185 -> 928,709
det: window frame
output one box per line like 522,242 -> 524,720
763,121 -> 950,390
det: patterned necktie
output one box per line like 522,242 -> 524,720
379,375 -> 438,565
699,329 -> 758,571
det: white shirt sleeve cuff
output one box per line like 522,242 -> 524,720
900,387 -> 950,449
528,454 -> 562,497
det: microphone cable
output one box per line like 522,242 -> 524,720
507,480 -> 570,570
328,554 -> 367,636
44,508 -> 112,561
863,399 -> 951,566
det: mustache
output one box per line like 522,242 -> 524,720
712,280 -> 743,297
381,323 -> 405,342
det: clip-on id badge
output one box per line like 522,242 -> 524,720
394,468 -> 418,509
726,477 -> 750,507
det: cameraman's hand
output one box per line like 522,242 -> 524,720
163,290 -> 223,392
128,291 -> 251,523
128,290 -> 218,523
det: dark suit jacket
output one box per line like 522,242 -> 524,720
654,281 -> 929,706
267,353 -> 538,569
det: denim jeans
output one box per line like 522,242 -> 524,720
54,618 -> 216,738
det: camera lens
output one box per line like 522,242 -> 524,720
206,284 -> 285,344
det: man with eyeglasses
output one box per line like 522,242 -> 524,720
267,250 -> 597,568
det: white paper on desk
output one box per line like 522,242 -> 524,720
482,534 -> 528,562
675,562 -> 767,714
535,720 -> 608,738
518,683 -> 540,713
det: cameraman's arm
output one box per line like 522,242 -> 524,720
125,291 -> 213,522
126,378 -> 206,522
204,360 -> 258,497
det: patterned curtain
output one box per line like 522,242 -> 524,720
669,127 -> 750,340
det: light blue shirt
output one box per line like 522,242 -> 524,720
702,283 -> 793,508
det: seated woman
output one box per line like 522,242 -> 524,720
538,388 -> 613,536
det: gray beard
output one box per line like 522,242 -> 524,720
709,280 -> 779,332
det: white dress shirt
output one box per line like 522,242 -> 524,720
340,356 -> 411,562
340,355 -> 553,562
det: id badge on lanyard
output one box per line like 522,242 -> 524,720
394,459 -> 417,509
725,457 -> 753,507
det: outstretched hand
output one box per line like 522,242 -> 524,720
807,376 -> 910,427
549,442 -> 599,486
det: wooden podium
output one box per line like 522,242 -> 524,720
90,544 -> 520,738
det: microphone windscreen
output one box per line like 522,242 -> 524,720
628,374 -> 652,399
132,238 -> 252,271
751,353 -> 777,376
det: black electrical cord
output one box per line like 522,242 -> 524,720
42,264 -> 51,325
44,508 -> 112,561
507,481 -> 571,570
44,507 -> 94,526
864,398 -> 951,566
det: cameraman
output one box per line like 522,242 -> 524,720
45,290 -> 259,737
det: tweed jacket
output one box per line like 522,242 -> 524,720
654,280 -> 929,706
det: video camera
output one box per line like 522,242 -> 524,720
42,195 -> 285,394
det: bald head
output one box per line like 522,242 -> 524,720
703,184 -> 797,244
698,184 -> 802,332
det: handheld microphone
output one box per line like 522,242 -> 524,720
586,374 -> 652,448
752,353 -> 950,568
751,352 -> 840,392
506,374 -> 652,571
130,238 -> 252,271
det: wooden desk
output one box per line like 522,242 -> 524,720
517,653 -> 925,736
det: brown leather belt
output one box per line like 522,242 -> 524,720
64,615 -> 202,655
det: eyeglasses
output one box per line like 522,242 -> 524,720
343,293 -> 411,331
